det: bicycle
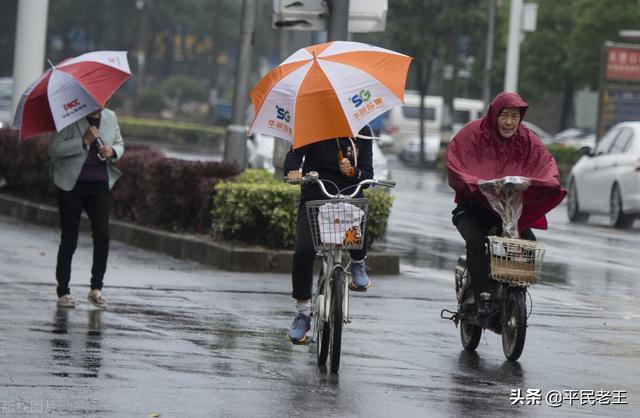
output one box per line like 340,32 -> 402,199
287,171 -> 395,373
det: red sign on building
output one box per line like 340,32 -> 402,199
605,46 -> 640,81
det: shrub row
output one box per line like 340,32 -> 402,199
0,129 -> 395,248
0,129 -> 240,233
212,169 -> 394,249
118,116 -> 224,150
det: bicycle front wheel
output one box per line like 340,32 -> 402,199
502,288 -> 527,361
329,269 -> 345,373
316,274 -> 330,366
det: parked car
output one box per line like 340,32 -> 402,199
246,134 -> 392,181
554,127 -> 596,154
247,133 -> 276,173
567,121 -> 640,228
522,121 -> 554,144
398,134 -> 442,166
382,92 -> 484,153
0,77 -> 13,129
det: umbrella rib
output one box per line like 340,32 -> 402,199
315,59 -> 400,134
249,61 -> 311,134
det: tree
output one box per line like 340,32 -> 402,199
569,0 -> 640,89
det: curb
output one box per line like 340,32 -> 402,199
0,193 -> 400,275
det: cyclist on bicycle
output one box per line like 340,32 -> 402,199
285,125 -> 374,344
446,92 -> 565,317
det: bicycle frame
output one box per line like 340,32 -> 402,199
315,248 -> 351,327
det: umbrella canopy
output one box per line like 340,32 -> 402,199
12,50 -> 131,140
249,41 -> 412,149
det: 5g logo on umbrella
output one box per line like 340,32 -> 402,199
276,105 -> 291,123
349,89 -> 372,108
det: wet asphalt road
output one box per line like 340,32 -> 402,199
0,157 -> 638,417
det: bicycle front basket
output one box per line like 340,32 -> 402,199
305,198 -> 369,251
487,236 -> 546,286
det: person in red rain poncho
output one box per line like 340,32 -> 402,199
446,92 -> 565,317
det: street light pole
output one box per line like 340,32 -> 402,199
483,0 -> 497,104
223,0 -> 257,168
327,0 -> 350,41
11,0 -> 49,119
135,0 -> 149,93
504,0 -> 523,92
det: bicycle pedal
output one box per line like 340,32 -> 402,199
288,336 -> 311,346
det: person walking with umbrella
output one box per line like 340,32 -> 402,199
13,51 -> 131,309
49,106 -> 124,309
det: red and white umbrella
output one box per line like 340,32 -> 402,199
12,50 -> 131,140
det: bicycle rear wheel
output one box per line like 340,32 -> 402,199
329,269 -> 345,373
502,288 -> 527,361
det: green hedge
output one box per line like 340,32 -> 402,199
212,169 -> 394,249
118,116 -> 224,150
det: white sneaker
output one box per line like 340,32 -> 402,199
57,294 -> 76,308
87,289 -> 107,309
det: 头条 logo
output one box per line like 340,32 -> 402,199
276,105 -> 291,122
63,99 -> 81,111
349,89 -> 371,108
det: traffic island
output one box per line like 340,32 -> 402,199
0,193 -> 399,275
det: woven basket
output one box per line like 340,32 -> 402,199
488,236 -> 545,285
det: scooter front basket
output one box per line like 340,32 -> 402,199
487,236 -> 545,286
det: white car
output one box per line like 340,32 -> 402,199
247,133 -> 275,173
554,127 -> 596,154
522,121 -> 554,144
398,134 -> 442,166
567,122 -> 640,228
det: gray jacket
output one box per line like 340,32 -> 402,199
48,108 -> 125,191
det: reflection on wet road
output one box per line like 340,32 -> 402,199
0,158 -> 637,417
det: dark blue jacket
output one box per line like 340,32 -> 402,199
284,126 -> 374,202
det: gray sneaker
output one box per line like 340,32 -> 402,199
57,294 -> 76,308
287,314 -> 311,344
349,262 -> 370,291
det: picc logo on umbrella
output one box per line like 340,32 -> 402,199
63,99 -> 81,111
61,98 -> 87,120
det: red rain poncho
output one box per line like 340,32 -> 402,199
446,92 -> 566,230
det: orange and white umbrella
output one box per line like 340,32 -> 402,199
249,41 -> 412,149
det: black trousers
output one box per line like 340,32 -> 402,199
55,182 -> 110,297
454,210 -> 535,302
291,206 -> 366,301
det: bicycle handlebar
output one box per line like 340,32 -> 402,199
478,176 -> 530,196
285,171 -> 396,198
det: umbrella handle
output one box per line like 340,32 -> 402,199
96,137 -> 107,161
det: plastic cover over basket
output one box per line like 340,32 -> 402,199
305,198 -> 368,250
488,236 -> 545,285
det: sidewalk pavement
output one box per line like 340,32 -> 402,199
0,193 -> 399,275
